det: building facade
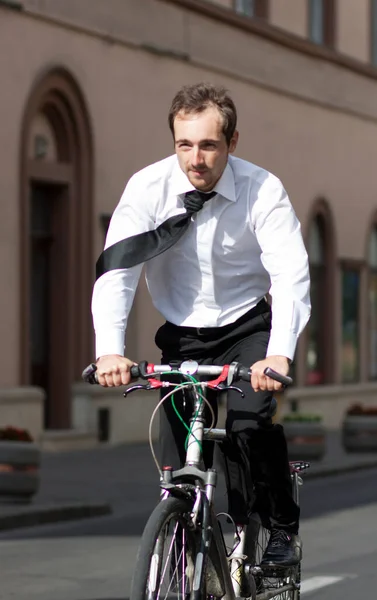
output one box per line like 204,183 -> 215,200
1,0 -> 377,444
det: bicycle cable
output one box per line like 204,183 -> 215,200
171,374 -> 206,451
148,379 -> 216,475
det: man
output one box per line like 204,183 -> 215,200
92,82 -> 311,567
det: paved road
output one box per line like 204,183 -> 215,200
1,467 -> 377,599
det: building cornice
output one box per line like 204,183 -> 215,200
161,0 -> 377,82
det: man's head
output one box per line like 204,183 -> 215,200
168,83 -> 239,192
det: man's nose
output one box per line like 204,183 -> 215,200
192,146 -> 204,165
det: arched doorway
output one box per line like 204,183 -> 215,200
20,68 -> 93,429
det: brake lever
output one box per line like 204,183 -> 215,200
123,384 -> 150,397
123,378 -> 164,397
208,383 -> 245,397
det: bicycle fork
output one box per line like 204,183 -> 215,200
191,487 -> 251,600
228,525 -> 249,598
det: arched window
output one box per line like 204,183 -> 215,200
306,215 -> 326,384
368,227 -> 377,379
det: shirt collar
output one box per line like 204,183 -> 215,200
170,156 -> 237,202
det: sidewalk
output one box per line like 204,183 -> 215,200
0,430 -> 377,532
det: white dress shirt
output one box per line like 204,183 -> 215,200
92,154 -> 311,361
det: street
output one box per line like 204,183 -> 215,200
0,466 -> 377,599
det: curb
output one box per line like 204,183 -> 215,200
0,502 -> 112,532
304,459 -> 377,480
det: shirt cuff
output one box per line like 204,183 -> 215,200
95,329 -> 125,359
266,330 -> 298,362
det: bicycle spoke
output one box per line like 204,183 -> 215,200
143,511 -> 197,600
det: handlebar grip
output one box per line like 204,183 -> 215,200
82,363 -> 98,384
130,365 -> 141,379
264,367 -> 293,387
236,365 -> 252,382
82,362 -> 145,384
235,364 -> 293,386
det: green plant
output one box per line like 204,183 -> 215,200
282,413 -> 323,423
0,426 -> 33,442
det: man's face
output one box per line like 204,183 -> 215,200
174,105 -> 238,192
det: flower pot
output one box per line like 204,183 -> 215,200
283,421 -> 326,461
342,415 -> 377,453
0,441 -> 40,503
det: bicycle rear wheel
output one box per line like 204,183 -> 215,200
249,516 -> 301,600
130,495 -> 203,600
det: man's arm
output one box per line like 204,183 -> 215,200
251,175 -> 311,390
91,175 -> 154,386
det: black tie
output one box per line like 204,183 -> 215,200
95,190 -> 216,279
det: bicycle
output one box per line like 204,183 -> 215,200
82,359 -> 310,600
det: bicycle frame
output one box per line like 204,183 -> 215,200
159,380 -> 236,600
158,378 -> 299,600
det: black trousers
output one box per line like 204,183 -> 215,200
155,299 -> 300,534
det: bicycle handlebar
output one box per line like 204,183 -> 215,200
81,360 -> 293,387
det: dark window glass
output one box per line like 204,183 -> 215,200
368,228 -> 377,379
341,269 -> 360,383
369,273 -> 377,379
309,0 -> 324,43
372,0 -> 377,64
234,0 -> 268,19
235,0 -> 254,16
308,0 -> 335,47
101,214 -> 111,243
306,217 -> 326,384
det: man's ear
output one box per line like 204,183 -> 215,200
229,130 -> 239,153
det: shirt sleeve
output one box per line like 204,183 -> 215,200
91,175 -> 154,359
252,176 -> 311,361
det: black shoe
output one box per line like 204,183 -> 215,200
260,529 -> 301,568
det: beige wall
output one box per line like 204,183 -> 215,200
21,0 -> 189,55
17,0 -> 377,121
1,3 -> 377,386
269,0 -> 308,38
337,0 -> 370,62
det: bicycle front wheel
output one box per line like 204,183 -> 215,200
130,495 -> 203,600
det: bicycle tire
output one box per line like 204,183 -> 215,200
248,517 -> 301,600
130,495 -> 205,600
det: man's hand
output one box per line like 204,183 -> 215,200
250,355 -> 290,392
96,355 -> 136,387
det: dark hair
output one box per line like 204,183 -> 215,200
168,82 -> 237,145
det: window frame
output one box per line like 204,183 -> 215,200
301,200 -> 336,387
371,0 -> 377,65
305,215 -> 328,385
233,0 -> 269,20
308,0 -> 336,48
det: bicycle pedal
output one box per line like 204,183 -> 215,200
260,564 -> 290,578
